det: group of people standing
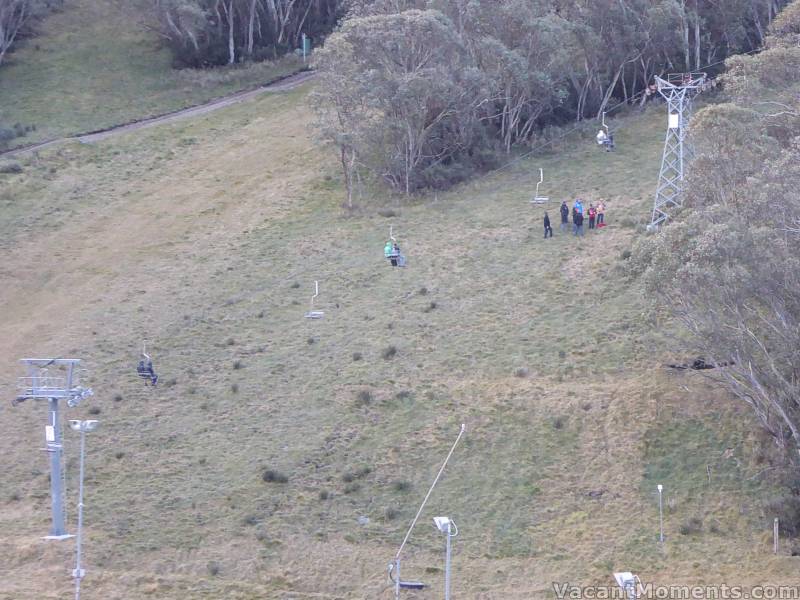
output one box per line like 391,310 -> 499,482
543,199 -> 606,238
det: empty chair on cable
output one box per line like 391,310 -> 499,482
387,562 -> 426,591
305,280 -> 325,319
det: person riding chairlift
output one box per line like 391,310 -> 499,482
596,129 -> 615,151
137,357 -> 158,386
385,240 -> 399,267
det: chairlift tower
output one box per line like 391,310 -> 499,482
14,358 -> 93,539
649,73 -> 706,230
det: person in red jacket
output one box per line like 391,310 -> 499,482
588,204 -> 597,230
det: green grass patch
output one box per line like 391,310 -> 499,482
0,0 -> 303,147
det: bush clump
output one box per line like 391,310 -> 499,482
355,389 -> 372,406
262,469 -> 289,484
679,516 -> 703,535
0,162 -> 22,174
392,480 -> 411,492
342,465 -> 372,483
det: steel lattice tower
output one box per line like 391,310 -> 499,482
649,73 -> 706,230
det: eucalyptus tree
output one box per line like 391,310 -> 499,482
313,8 -> 487,195
152,0 -> 343,66
0,0 -> 58,66
455,0 -> 574,151
630,7 -> 800,463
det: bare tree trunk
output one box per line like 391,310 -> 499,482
621,65 -> 628,104
694,0 -> 701,70
752,2 -> 765,45
404,131 -> 412,196
597,64 -> 623,119
247,0 -> 257,57
340,146 -> 353,208
680,0 -> 690,70
226,0 -> 235,64
0,0 -> 30,67
294,0 -> 313,47
276,0 -> 297,45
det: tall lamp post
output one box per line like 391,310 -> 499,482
434,517 -> 458,600
69,419 -> 99,600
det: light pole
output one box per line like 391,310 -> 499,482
388,425 -> 466,599
69,419 -> 99,600
657,484 -> 664,543
434,517 -> 458,600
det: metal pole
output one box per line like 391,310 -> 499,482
302,33 -> 307,64
48,397 -> 67,537
658,484 -> 664,543
774,518 -> 779,555
444,522 -> 452,600
394,558 -> 400,600
74,428 -> 86,600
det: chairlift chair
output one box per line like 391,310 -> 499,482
388,561 -> 426,593
137,342 -> 158,386
530,168 -> 549,204
613,572 -> 643,600
305,280 -> 325,319
597,112 -> 615,151
385,225 -> 407,268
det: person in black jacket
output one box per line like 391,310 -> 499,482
573,211 -> 585,237
543,212 -> 553,238
560,201 -> 569,232
137,358 -> 158,386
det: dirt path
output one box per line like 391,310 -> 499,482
1,70 -> 315,157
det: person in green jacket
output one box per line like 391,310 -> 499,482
385,241 -> 398,266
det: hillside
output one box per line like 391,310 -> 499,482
0,76 -> 798,599
0,0 -> 303,149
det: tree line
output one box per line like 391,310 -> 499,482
312,0 -> 789,199
0,0 -> 62,66
631,0 -> 800,505
150,0 -> 344,67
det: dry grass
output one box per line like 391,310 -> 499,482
0,87 -> 797,600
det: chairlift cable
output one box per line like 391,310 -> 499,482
395,424 -> 466,560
